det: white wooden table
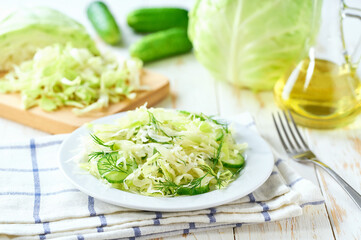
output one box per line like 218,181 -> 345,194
1,0 -> 361,239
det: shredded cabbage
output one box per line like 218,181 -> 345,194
0,43 -> 142,115
79,106 -> 247,197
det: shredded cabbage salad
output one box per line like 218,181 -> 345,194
0,43 -> 142,115
79,106 -> 247,197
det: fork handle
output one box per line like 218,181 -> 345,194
312,159 -> 361,210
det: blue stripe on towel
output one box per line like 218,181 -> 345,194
97,214 -> 107,232
261,211 -> 271,221
77,235 -> 84,240
30,139 -> 41,224
258,202 -> 269,211
248,193 -> 256,202
88,197 -> 108,232
88,196 -> 96,217
207,213 -> 216,223
207,208 -> 217,223
132,226 -> 141,237
0,189 -> 79,196
300,200 -> 325,208
0,167 -> 59,172
43,222 -> 50,234
275,159 -> 283,166
288,177 -> 303,187
189,222 -> 196,229
258,202 -> 271,221
0,140 -> 62,150
153,212 -> 162,225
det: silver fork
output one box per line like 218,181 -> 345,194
272,110 -> 361,210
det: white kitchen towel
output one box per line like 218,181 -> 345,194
0,113 -> 324,240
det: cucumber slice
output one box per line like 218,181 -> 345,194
177,185 -> 210,195
97,153 -> 134,183
222,153 -> 245,168
101,171 -> 129,183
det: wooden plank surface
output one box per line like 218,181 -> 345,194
1,0 -> 360,239
216,81 -> 336,240
308,127 -> 361,240
166,229 -> 234,240
234,205 -> 334,240
0,70 -> 169,134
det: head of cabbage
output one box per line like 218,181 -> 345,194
189,0 -> 322,91
0,7 -> 99,71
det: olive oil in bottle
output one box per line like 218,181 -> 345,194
274,58 -> 361,129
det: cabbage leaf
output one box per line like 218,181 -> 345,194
189,0 -> 322,91
0,7 -> 99,71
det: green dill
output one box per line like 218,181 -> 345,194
186,173 -> 208,189
231,165 -> 245,177
146,136 -> 172,145
208,115 -> 229,133
90,133 -> 114,150
155,173 -> 209,196
88,151 -> 106,162
97,152 -> 127,174
155,178 -> 179,194
177,159 -> 187,166
179,110 -> 229,133
210,134 -> 224,166
147,111 -> 171,138
199,164 -> 224,188
152,148 -> 159,155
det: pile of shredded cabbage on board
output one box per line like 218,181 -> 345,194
79,106 -> 247,197
0,43 -> 142,115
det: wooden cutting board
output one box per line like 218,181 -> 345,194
0,70 -> 169,134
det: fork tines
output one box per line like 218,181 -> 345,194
272,111 -> 310,155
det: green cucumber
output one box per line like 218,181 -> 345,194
177,185 -> 210,195
130,28 -> 192,63
222,153 -> 245,168
127,8 -> 188,33
97,153 -> 134,183
87,1 -> 121,45
100,171 -> 129,183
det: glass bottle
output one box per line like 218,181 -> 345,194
274,0 -> 361,129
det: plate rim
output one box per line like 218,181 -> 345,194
58,111 -> 274,212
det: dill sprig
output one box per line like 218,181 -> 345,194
210,133 -> 224,166
97,152 -> 128,174
155,173 -> 209,195
147,110 -> 172,138
232,165 -> 244,177
146,136 -> 172,145
88,151 -> 106,162
199,164 -> 224,189
155,179 -> 179,194
178,110 -> 229,133
208,116 -> 229,133
90,133 -> 114,150
186,173 -> 208,189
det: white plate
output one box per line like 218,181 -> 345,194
58,112 -> 274,212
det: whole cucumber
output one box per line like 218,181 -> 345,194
130,28 -> 192,63
87,1 -> 121,45
127,8 -> 188,33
